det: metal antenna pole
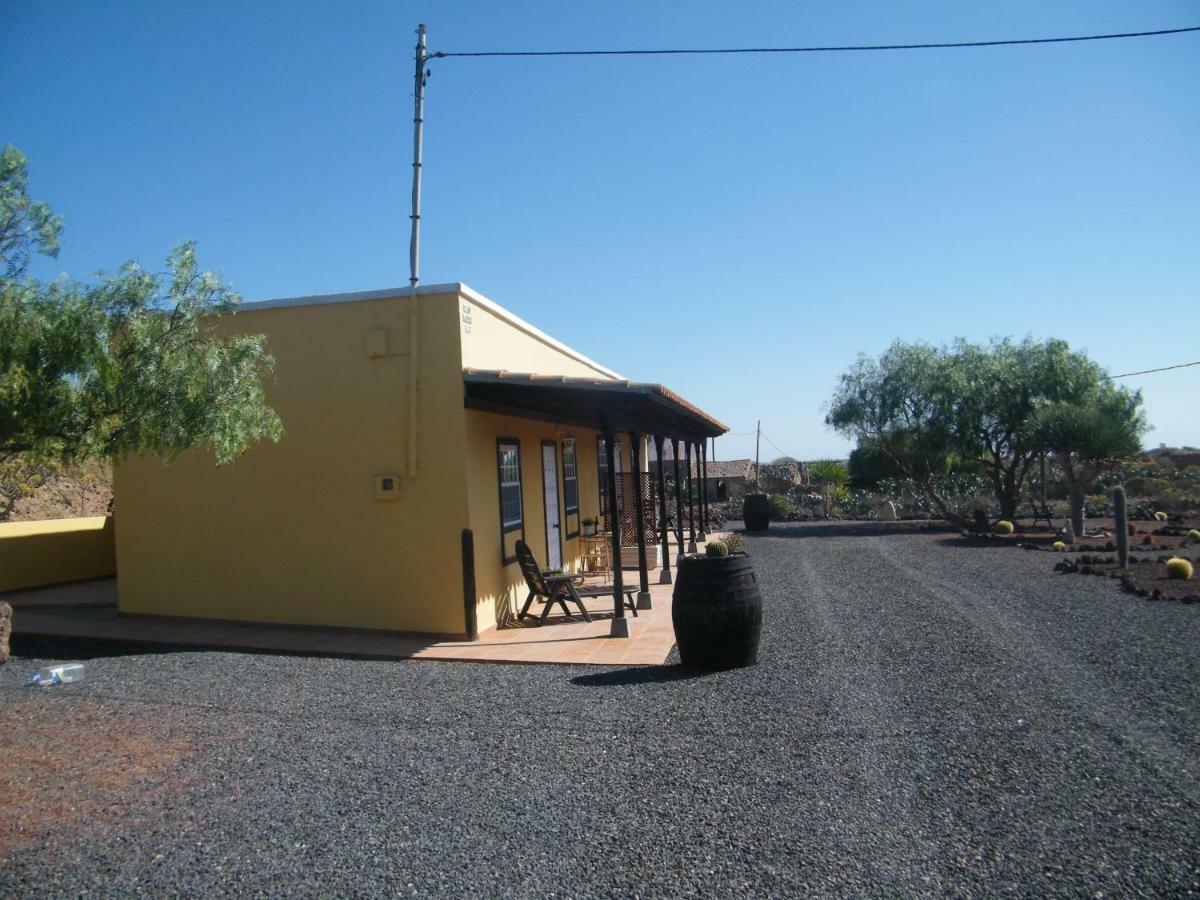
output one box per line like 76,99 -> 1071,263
409,23 -> 428,287
755,420 -> 761,487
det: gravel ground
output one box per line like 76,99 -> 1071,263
2,520 -> 1198,896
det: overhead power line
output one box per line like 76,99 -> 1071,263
1109,360 -> 1200,379
760,431 -> 797,462
432,25 -> 1200,60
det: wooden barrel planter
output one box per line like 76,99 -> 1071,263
672,553 -> 762,670
743,493 -> 770,531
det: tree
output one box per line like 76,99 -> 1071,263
807,459 -> 850,518
1031,386 -> 1147,535
826,337 -> 1122,525
0,146 -> 282,471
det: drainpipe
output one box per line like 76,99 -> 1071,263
407,296 -> 419,478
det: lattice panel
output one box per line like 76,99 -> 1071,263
614,473 -> 659,547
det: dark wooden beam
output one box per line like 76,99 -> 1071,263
654,434 -> 672,585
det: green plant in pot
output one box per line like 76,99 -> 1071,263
671,540 -> 762,670
581,516 -> 597,536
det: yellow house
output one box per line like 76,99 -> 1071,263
115,283 -> 726,639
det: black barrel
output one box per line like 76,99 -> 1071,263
743,493 -> 770,531
672,553 -> 763,670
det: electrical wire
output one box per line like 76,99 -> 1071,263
432,25 -> 1200,60
1109,360 -> 1200,378
760,432 -> 797,462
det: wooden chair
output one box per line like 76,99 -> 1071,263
515,540 -> 638,623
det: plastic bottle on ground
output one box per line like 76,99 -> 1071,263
27,663 -> 85,686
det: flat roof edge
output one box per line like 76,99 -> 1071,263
237,281 -> 623,382
237,282 -> 464,313
456,284 -> 623,382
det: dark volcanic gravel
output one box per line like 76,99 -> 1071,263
2,520 -> 1198,895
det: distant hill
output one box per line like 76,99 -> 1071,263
0,458 -> 112,522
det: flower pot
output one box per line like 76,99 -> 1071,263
743,493 -> 770,532
672,553 -> 762,670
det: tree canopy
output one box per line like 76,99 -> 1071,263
826,337 -> 1146,524
0,146 -> 282,466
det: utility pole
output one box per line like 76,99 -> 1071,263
409,23 -> 428,287
754,420 -> 761,487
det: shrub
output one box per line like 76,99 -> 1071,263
705,540 -> 729,557
1165,557 -> 1194,580
1052,541 -> 1067,550
722,532 -> 746,554
1155,511 -> 1169,522
995,520 -> 1014,535
767,494 -> 790,520
1141,533 -> 1154,545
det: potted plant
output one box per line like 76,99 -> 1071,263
671,540 -> 762,670
581,516 -> 597,536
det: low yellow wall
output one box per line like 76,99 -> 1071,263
0,516 -> 116,593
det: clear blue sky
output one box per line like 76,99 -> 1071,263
4,1 -> 1198,460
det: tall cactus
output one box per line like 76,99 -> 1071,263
1114,485 -> 1128,568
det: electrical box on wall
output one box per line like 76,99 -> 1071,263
374,474 -> 401,500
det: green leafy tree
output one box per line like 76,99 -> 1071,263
0,146 -> 282,472
826,337 -> 1124,525
1031,386 -> 1147,535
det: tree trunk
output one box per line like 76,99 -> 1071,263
1069,481 -> 1085,537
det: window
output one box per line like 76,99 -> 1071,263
597,436 -> 609,515
562,439 -> 579,514
498,441 -> 523,530
597,436 -> 622,516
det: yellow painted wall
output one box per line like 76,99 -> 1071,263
0,516 -> 116,593
464,410 -> 610,632
459,291 -> 619,379
115,290 -> 471,635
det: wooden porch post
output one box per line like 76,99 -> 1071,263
654,434 -> 672,585
629,431 -> 652,610
696,440 -> 707,541
700,441 -> 709,539
672,438 -> 685,566
604,427 -> 628,637
686,440 -> 697,553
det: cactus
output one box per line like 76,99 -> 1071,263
705,540 -> 729,557
1165,557 -> 1194,580
1052,541 -> 1066,551
1155,511 -> 1168,522
995,520 -> 1014,535
1114,486 -> 1128,569
1188,529 -> 1200,543
1063,522 -> 1075,544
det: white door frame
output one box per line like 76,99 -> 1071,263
541,440 -> 562,570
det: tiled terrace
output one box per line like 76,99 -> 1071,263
5,568 -> 686,666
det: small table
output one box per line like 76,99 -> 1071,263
580,533 -> 611,580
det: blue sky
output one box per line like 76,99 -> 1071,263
4,1 -> 1198,460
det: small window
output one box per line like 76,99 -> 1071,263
597,437 -> 624,517
498,441 -> 523,530
562,439 -> 579,514
597,436 -> 609,515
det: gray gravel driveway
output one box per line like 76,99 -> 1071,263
2,520 -> 1198,895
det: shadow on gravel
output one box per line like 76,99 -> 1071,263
736,520 -> 956,540
570,665 -> 715,687
8,634 -> 192,660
